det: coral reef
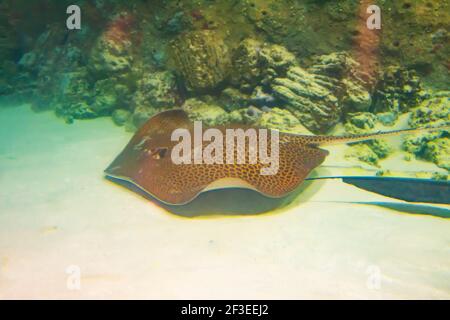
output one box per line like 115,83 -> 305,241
131,105 -> 158,129
272,66 -> 341,134
54,69 -> 94,121
371,65 -> 427,115
92,78 -> 130,114
179,96 -> 312,135
132,71 -> 179,110
255,108 -> 312,134
0,0 -> 447,177
112,109 -> 131,127
345,144 -> 381,166
403,95 -> 450,171
380,1 -> 449,89
403,132 -> 450,171
270,51 -> 374,134
231,38 -> 296,93
423,138 -> 450,171
171,30 -> 231,93
344,112 -> 392,165
408,96 -> 450,128
128,71 -> 180,129
309,52 -> 372,113
226,107 -> 264,126
345,112 -> 378,132
181,98 -> 228,126
231,39 -> 265,92
89,12 -> 135,75
217,88 -> 250,112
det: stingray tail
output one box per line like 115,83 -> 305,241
309,125 -> 449,146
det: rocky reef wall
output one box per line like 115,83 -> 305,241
0,0 -> 448,172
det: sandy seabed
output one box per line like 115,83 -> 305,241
0,105 -> 449,299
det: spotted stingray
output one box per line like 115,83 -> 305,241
105,109 -> 447,205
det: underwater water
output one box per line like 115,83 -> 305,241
0,0 -> 449,299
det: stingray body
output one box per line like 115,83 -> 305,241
105,109 -> 446,205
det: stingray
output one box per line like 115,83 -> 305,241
105,109 -> 449,205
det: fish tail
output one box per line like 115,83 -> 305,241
309,125 -> 449,146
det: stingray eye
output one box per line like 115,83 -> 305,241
151,147 -> 168,160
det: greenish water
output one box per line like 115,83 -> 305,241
0,0 -> 449,299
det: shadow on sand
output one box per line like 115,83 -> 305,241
360,202 -> 450,219
106,174 -> 449,219
105,175 -> 325,217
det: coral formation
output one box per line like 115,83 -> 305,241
272,66 -> 341,133
255,108 -> 312,134
423,138 -> 450,171
0,0 -> 448,174
231,38 -> 296,93
231,39 -> 264,92
344,112 -> 392,165
131,105 -> 158,129
128,71 -> 180,129
271,51 -> 374,134
380,1 -> 449,89
371,65 -> 427,114
132,71 -> 179,110
54,69 -> 94,121
182,98 -> 228,126
345,144 -> 381,165
218,88 -> 250,112
89,12 -> 135,75
408,96 -> 450,128
92,78 -> 130,114
345,112 -> 378,132
403,95 -> 450,171
112,109 -> 131,127
309,52 -> 372,113
171,30 -> 231,93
